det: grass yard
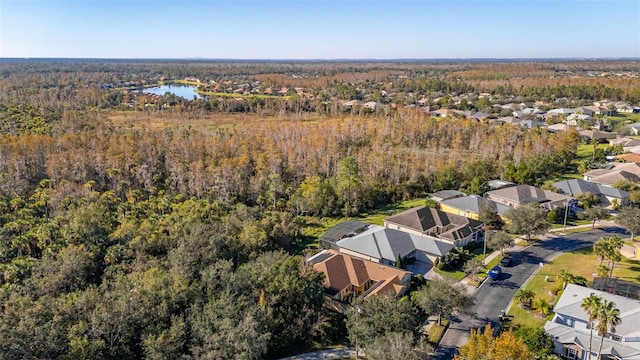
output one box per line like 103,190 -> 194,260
357,198 -> 428,225
298,197 -> 429,253
576,143 -> 609,161
508,245 -> 640,328
427,319 -> 449,346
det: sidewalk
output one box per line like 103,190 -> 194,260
456,221 -> 619,292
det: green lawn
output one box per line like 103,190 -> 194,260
357,198 -> 428,225
508,246 -> 640,327
576,143 -> 609,161
427,319 -> 449,346
298,197 -> 428,253
435,267 -> 467,281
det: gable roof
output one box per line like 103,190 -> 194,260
545,284 -> 640,359
610,138 -> 640,147
553,178 -> 630,199
553,284 -> 640,341
486,184 -> 572,208
335,225 -> 455,263
384,206 -> 483,243
309,249 -> 410,299
616,153 -> 640,163
585,163 -> 640,186
578,130 -> 617,140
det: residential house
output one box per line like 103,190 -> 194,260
573,107 -> 596,116
610,137 -> 640,149
308,249 -> 411,305
335,224 -> 455,269
548,108 -> 575,115
615,102 -> 635,113
567,113 -> 594,126
520,119 -> 548,129
485,184 -> 574,211
343,99 -> 364,108
626,123 -> 640,136
439,194 -> 511,220
495,116 -> 522,126
430,190 -> 466,203
277,87 -> 289,96
616,153 -> 640,163
470,112 -> 490,121
553,178 -> 630,207
544,284 -> 640,360
383,206 -> 484,247
430,108 -> 457,118
364,101 -> 385,111
547,123 -> 575,133
583,162 -> 640,187
594,100 -> 613,107
578,130 -> 617,142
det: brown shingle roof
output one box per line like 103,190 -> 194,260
312,250 -> 410,299
384,206 -> 483,241
615,153 -> 640,163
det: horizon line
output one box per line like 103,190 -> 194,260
2,56 -> 639,62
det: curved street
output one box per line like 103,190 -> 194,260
433,225 -> 628,360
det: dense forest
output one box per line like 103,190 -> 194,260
0,59 -> 636,359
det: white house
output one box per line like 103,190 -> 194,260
545,284 -> 640,360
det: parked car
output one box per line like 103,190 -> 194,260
500,256 -> 513,267
488,266 -> 502,280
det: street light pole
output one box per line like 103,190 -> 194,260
483,231 -> 487,265
563,201 -> 570,231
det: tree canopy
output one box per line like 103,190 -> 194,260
503,204 -> 551,241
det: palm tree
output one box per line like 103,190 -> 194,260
595,300 -> 621,360
533,298 -> 551,317
558,269 -> 574,289
514,289 -> 535,308
581,294 -> 602,359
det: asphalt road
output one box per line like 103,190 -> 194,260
433,226 -> 628,360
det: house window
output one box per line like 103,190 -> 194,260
566,347 -> 577,359
625,337 -> 640,342
566,318 -> 575,328
610,334 -> 622,342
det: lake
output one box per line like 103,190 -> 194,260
144,84 -> 202,99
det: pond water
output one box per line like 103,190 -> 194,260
144,84 -> 202,99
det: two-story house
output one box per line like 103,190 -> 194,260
544,284 -> 640,360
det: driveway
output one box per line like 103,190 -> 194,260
432,226 -> 626,360
406,260 -> 432,275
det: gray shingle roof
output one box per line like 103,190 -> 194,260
487,184 -> 572,209
554,284 -> 640,338
335,225 -> 454,263
545,284 -> 640,358
553,178 -> 629,199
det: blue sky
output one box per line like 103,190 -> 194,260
1,0 -> 639,59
